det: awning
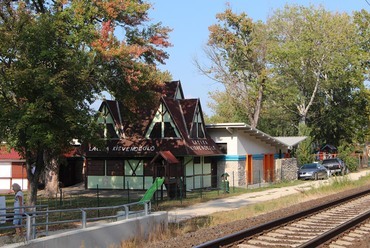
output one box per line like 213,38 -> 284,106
150,151 -> 180,165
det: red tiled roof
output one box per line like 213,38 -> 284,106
0,147 -> 22,160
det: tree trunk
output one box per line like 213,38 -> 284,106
44,159 -> 60,197
25,149 -> 45,206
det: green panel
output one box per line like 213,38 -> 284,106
194,175 -> 202,188
185,162 -> 193,176
203,163 -> 211,174
203,175 -> 212,187
87,176 -> 124,189
186,177 -> 194,190
194,164 -> 202,174
124,177 -> 143,190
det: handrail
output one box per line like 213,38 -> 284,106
0,200 -> 152,242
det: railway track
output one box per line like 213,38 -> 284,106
194,189 -> 370,248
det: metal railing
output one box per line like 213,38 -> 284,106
0,200 -> 151,242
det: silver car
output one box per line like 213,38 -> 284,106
298,163 -> 328,180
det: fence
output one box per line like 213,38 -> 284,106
0,200 -> 151,242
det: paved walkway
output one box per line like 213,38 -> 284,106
168,169 -> 370,223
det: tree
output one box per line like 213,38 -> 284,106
267,5 -> 365,133
205,90 -> 248,124
195,8 -> 269,128
0,0 -> 171,206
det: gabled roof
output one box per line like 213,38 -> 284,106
161,80 -> 184,100
87,81 -> 223,157
151,151 -> 180,165
179,99 -> 199,134
206,123 -> 302,148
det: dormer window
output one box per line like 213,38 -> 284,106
190,106 -> 205,138
98,105 -> 119,140
146,103 -> 180,139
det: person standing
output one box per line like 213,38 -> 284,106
12,183 -> 24,235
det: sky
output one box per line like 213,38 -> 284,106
146,0 -> 370,116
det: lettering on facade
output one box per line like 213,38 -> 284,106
88,145 -> 156,152
88,146 -> 109,152
112,145 -> 155,152
189,140 -> 217,151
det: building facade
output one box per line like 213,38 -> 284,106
85,81 -> 223,193
0,147 -> 27,193
206,123 -> 303,187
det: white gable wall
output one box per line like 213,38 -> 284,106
207,129 -> 238,154
207,129 -> 280,155
237,131 -> 279,155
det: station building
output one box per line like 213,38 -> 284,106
84,81 -> 223,193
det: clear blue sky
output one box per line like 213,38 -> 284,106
148,0 -> 369,116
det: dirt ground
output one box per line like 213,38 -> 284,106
147,184 -> 370,248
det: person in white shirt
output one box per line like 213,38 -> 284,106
12,183 -> 24,235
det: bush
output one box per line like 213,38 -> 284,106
338,143 -> 359,172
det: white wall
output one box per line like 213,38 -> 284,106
0,162 -> 28,191
237,132 -> 278,155
0,163 -> 11,177
207,128 -> 279,155
207,129 -> 239,154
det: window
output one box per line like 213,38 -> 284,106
146,103 -> 180,139
87,160 -> 105,176
97,105 -> 120,139
190,107 -> 205,138
217,143 -> 227,154
106,160 -> 123,176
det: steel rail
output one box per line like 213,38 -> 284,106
194,188 -> 370,248
298,209 -> 370,248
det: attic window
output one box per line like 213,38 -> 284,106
190,106 -> 205,138
98,105 -> 119,139
146,103 -> 180,139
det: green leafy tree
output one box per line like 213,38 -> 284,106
267,5 -> 365,137
206,90 -> 248,124
296,124 -> 314,165
0,0 -> 171,205
195,8 -> 269,128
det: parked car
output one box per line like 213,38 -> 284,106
321,158 -> 348,176
298,163 -> 328,180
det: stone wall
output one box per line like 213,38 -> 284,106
217,160 -> 248,187
275,158 -> 298,182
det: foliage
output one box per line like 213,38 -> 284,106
204,5 -> 370,148
337,143 -> 359,172
268,5 -> 364,128
205,90 -> 248,124
195,8 -> 270,128
0,0 -> 171,205
354,9 -> 370,81
296,124 -> 313,165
